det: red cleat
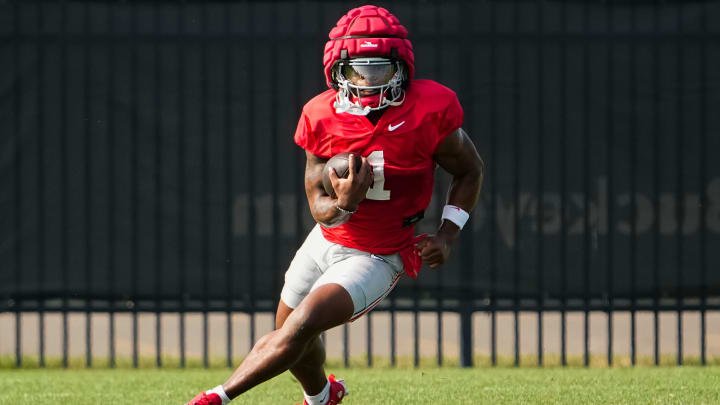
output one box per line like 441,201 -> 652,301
186,392 -> 222,405
327,375 -> 348,404
300,374 -> 348,405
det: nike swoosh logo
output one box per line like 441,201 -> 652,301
388,121 -> 405,131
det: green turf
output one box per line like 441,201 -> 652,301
1,366 -> 719,404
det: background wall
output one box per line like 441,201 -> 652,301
1,0 -> 719,314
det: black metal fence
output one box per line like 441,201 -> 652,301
1,0 -> 719,368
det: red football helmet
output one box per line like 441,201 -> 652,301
323,5 -> 415,115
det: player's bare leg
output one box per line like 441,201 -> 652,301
276,300 -> 329,396
220,283 -> 354,399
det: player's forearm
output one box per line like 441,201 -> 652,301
439,160 -> 484,240
310,195 -> 353,228
446,162 -> 483,212
305,151 -> 353,228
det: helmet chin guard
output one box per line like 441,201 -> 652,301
323,6 -> 414,115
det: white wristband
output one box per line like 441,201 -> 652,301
442,205 -> 470,229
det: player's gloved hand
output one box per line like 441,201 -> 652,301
328,153 -> 373,212
416,233 -> 453,269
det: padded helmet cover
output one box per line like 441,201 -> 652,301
323,5 -> 415,89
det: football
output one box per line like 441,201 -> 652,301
322,152 -> 362,198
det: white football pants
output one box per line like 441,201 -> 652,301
280,224 -> 403,321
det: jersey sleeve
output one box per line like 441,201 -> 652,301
433,91 -> 464,151
293,108 -> 317,153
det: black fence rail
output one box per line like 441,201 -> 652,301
1,0 -> 719,368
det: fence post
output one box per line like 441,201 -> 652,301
460,308 -> 473,367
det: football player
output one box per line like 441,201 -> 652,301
187,5 -> 484,405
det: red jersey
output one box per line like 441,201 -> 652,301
294,79 -> 464,261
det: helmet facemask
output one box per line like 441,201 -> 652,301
333,58 -> 406,116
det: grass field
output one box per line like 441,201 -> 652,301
1,365 -> 719,404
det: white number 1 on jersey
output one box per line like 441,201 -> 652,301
365,150 -> 391,200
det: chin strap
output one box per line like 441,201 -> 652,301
334,99 -> 373,116
333,90 -> 406,116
